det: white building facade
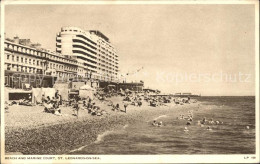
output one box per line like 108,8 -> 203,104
56,27 -> 119,82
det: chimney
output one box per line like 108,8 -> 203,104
13,36 -> 19,44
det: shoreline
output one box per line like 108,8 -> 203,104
5,97 -> 200,155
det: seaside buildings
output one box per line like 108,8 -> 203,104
4,36 -> 81,88
56,27 -> 119,82
3,27 -> 143,92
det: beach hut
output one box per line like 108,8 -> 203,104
79,84 -> 96,99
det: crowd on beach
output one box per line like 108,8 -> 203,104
5,87 -> 198,119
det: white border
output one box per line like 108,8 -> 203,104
1,0 -> 259,163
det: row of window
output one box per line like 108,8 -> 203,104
5,43 -> 78,66
97,58 -> 118,68
6,54 -> 44,67
6,64 -> 42,74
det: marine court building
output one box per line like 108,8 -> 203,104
56,27 -> 119,82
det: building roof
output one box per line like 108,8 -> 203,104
89,30 -> 109,42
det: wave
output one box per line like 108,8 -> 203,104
69,130 -> 115,153
69,145 -> 88,153
94,130 -> 114,144
154,115 -> 168,120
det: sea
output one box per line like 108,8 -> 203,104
70,96 -> 255,154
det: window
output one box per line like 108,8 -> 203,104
12,55 -> 14,61
50,63 -> 52,68
29,59 -> 31,64
25,58 -> 27,64
7,55 -> 10,60
21,57 -> 24,63
17,56 -> 19,62
37,60 -> 39,66
33,60 -> 35,65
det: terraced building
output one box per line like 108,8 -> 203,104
56,27 -> 119,82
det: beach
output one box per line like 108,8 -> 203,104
5,96 -> 255,155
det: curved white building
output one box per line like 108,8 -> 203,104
56,27 -> 119,81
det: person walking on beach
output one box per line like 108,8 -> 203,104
124,103 -> 128,113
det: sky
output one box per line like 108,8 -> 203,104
4,4 -> 256,96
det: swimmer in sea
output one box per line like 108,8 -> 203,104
186,121 -> 191,125
158,121 -> 163,127
202,117 -> 207,124
184,127 -> 189,132
206,126 -> 212,130
152,120 -> 158,126
246,126 -> 250,129
209,118 -> 214,124
215,121 -> 220,125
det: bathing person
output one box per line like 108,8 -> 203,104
246,126 -> 250,129
209,118 -> 214,124
158,121 -> 163,127
184,127 -> 189,132
186,121 -> 191,125
202,117 -> 207,124
206,126 -> 212,130
152,120 -> 158,126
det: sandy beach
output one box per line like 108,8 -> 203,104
5,96 -> 200,155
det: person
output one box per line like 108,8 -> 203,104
73,98 -> 80,117
152,120 -> 158,126
184,127 -> 189,132
202,117 -> 207,124
46,96 -> 51,104
158,121 -> 163,127
206,126 -> 212,130
186,121 -> 191,125
54,103 -> 62,116
82,100 -> 87,109
41,94 -> 46,104
138,101 -> 142,107
28,94 -> 32,102
209,118 -> 214,124
246,126 -> 250,129
124,103 -> 128,113
115,104 -> 120,111
55,90 -> 62,105
87,98 -> 92,109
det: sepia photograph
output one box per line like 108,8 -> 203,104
1,0 -> 259,163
